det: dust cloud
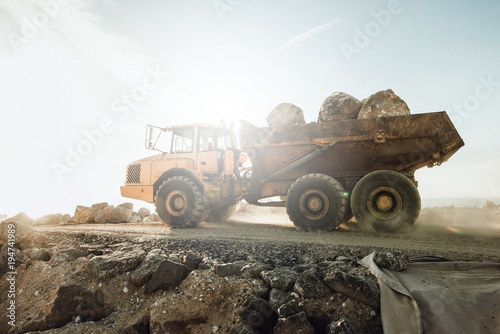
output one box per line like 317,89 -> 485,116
230,201 -> 500,234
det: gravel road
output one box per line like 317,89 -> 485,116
36,209 -> 500,263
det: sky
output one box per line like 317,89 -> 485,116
1,0 -> 500,218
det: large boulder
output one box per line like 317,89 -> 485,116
267,103 -> 306,127
318,92 -> 362,122
94,205 -> 134,224
357,89 -> 410,119
72,205 -> 95,224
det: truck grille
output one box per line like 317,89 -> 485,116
126,164 -> 141,184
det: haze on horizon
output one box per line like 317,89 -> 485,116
1,0 -> 499,218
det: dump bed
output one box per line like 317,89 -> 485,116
240,112 -> 464,202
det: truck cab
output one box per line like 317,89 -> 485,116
120,123 -> 249,227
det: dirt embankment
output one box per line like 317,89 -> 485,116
1,204 -> 499,334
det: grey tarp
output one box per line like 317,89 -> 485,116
360,253 -> 500,334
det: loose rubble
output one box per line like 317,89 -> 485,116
2,202 -> 498,333
0,216 -> 385,333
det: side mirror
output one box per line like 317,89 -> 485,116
145,125 -> 165,150
145,125 -> 154,149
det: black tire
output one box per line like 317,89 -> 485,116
206,202 -> 239,222
351,170 -> 420,231
286,174 -> 348,231
155,176 -> 207,228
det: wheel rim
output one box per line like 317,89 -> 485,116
367,186 -> 402,219
166,190 -> 188,216
298,189 -> 330,220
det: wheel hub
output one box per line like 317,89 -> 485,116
367,186 -> 402,219
299,189 -> 329,220
166,190 -> 188,216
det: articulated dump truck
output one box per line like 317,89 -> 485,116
121,111 -> 464,231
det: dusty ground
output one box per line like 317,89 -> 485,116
38,206 -> 500,263
1,205 -> 499,334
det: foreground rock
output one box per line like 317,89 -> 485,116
150,269 -> 271,333
239,294 -> 277,331
374,251 -> 410,272
145,260 -> 189,293
324,269 -> 380,308
50,248 -> 85,267
260,267 -> 299,291
13,284 -> 106,332
45,285 -> 106,328
294,269 -> 332,298
318,92 -> 363,122
131,250 -> 167,286
357,89 -> 410,119
0,230 -> 386,333
267,103 -> 306,127
88,249 -> 145,279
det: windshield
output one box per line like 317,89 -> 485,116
146,126 -> 194,154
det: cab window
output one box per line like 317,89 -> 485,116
172,128 -> 194,153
